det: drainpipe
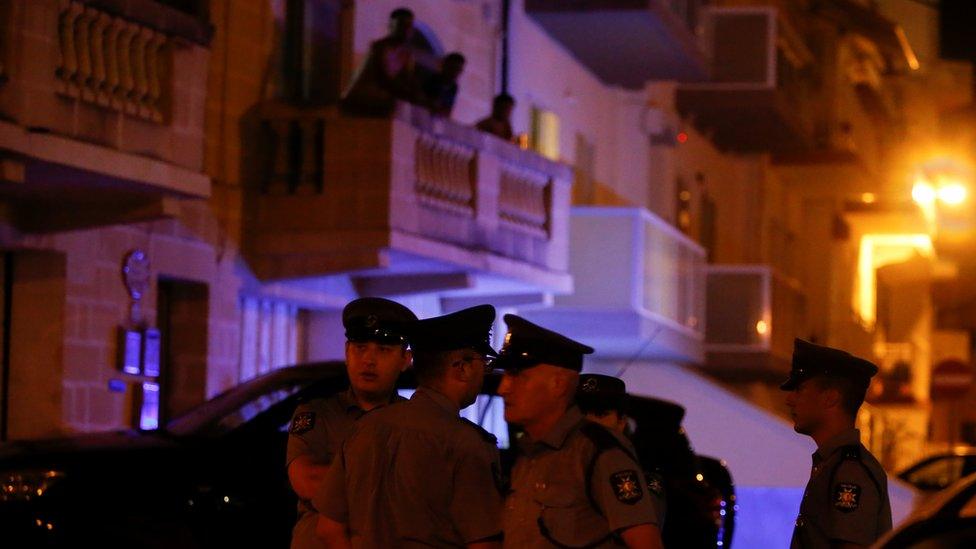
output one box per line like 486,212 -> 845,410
501,0 -> 511,94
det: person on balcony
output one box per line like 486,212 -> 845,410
782,339 -> 892,549
422,52 -> 466,118
475,94 -> 515,142
285,298 -> 415,549
340,8 -> 424,116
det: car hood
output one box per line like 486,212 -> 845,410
0,430 -> 179,465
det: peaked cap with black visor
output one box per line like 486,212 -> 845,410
342,297 -> 417,346
404,304 -> 497,357
494,314 -> 594,372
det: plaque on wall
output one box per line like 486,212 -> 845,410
142,328 -> 161,378
119,328 -> 142,375
138,382 -> 160,431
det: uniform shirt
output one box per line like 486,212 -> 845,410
503,407 -> 659,548
286,388 -> 401,549
791,428 -> 892,548
316,387 -> 503,548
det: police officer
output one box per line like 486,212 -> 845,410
315,305 -> 503,548
783,338 -> 892,548
496,315 -> 664,549
577,374 -> 667,530
285,297 -> 416,549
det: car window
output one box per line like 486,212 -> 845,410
214,387 -> 303,434
906,456 -> 967,491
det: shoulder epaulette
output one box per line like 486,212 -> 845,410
460,417 -> 497,444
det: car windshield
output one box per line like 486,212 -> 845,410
166,363 -> 344,437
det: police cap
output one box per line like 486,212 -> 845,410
494,314 -> 594,372
780,338 -> 879,391
343,297 -> 417,345
577,374 -> 627,414
406,304 -> 497,357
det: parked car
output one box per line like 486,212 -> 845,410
627,396 -> 736,548
0,362 -> 734,547
897,448 -> 976,493
875,470 -> 976,547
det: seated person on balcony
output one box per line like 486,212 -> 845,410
340,7 -> 423,116
422,52 -> 466,118
475,94 -> 515,141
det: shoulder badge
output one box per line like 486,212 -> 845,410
833,482 -> 861,512
289,411 -> 315,435
610,470 -> 644,504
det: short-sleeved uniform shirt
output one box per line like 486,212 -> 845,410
503,407 -> 660,548
791,428 -> 892,548
316,387 -> 503,548
285,388 -> 401,549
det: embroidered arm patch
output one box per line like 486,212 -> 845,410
289,411 -> 315,435
610,470 -> 643,504
833,482 -> 861,512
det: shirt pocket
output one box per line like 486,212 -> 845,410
534,483 -> 608,548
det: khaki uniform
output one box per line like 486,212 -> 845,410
316,387 -> 503,548
503,407 -> 660,548
285,389 -> 400,549
791,428 -> 892,548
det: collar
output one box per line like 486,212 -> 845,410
412,387 -> 460,416
535,406 -> 584,450
339,387 -> 404,414
813,427 -> 861,464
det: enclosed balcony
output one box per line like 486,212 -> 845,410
703,265 -> 806,377
0,0 -> 212,232
676,6 -> 817,154
245,102 -> 573,298
520,207 -> 705,363
524,0 -> 708,87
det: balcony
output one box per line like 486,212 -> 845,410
245,102 -> 572,297
524,0 -> 708,88
519,207 -> 705,363
676,6 -> 817,154
703,265 -> 805,377
0,0 -> 211,232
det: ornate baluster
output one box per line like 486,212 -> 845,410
89,11 -> 111,106
57,2 -> 84,96
131,27 -> 152,118
104,17 -> 123,110
144,32 -> 167,122
73,8 -> 97,101
116,21 -> 138,113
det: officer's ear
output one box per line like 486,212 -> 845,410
820,385 -> 842,410
400,348 -> 413,371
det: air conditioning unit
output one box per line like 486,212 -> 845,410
697,6 -> 779,88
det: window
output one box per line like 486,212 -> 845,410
905,456 -> 966,491
531,107 -> 560,161
281,0 -> 343,104
239,297 -> 309,382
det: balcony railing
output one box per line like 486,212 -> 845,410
704,265 -> 806,374
0,0 -> 210,166
524,207 -> 706,363
248,102 -> 572,291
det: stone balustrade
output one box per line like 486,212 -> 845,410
55,1 -> 170,122
250,101 -> 572,286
